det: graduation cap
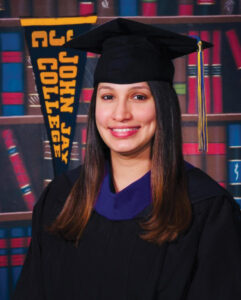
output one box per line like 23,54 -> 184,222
64,18 -> 213,151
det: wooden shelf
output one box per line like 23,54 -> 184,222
1,113 -> 241,125
0,211 -> 32,222
0,114 -> 88,125
182,113 -> 241,122
97,15 -> 241,25
0,15 -> 240,27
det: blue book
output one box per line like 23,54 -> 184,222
227,124 -> 241,208
0,228 -> 9,300
119,0 -> 138,16
0,32 -> 24,116
9,227 -> 27,291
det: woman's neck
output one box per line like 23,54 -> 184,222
110,149 -> 152,192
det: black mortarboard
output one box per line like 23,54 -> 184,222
64,18 -> 212,86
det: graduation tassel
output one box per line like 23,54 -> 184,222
197,38 -> 208,152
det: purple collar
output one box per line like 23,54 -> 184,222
94,168 -> 152,221
93,161 -> 194,221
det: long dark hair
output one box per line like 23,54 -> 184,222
49,81 -> 192,246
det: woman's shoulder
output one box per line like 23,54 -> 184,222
185,163 -> 240,219
33,165 -> 82,226
185,164 -> 229,203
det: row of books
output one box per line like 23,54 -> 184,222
0,124 -> 86,212
0,123 -> 240,213
0,25 -> 240,116
0,221 -> 31,300
0,0 -> 240,18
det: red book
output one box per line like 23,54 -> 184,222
178,0 -> 194,15
225,29 -> 241,70
212,30 -> 223,113
141,0 -> 157,16
81,126 -> 87,162
187,30 -> 198,114
79,1 -> 95,15
1,129 -> 36,210
81,88 -> 93,103
200,30 -> 211,114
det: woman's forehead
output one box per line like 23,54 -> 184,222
97,82 -> 151,91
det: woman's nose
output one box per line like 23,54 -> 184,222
112,99 -> 132,122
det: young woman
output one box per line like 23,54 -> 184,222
13,18 -> 241,300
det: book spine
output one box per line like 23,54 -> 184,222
141,0 -> 157,16
43,137 -> 54,189
26,225 -> 32,247
205,125 -> 226,187
178,0 -> 194,15
79,52 -> 96,115
32,0 -> 56,17
158,0 -> 177,15
0,0 -> 5,13
227,123 -> 241,208
25,48 -> 41,115
9,226 -> 27,290
195,0 -> 218,15
97,0 -> 115,16
119,0 -> 138,16
182,125 -> 203,169
57,0 -> 77,16
220,0 -> 236,14
200,30 -> 211,114
0,228 -> 9,300
211,30 -> 223,113
1,32 -> 24,116
225,29 -> 241,70
1,129 -> 35,210
78,0 -> 95,15
187,30 -> 198,114
9,0 -> 31,17
81,126 -> 87,162
173,53 -> 187,114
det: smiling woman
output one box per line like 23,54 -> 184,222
95,82 -> 156,158
13,19 -> 241,300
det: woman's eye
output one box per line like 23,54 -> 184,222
102,95 -> 113,100
133,94 -> 146,100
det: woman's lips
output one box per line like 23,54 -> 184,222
109,127 -> 140,138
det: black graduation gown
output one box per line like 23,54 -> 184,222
12,165 -> 241,300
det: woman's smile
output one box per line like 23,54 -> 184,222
109,126 -> 140,138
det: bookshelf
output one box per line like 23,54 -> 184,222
0,15 -> 240,219
0,6 -> 240,300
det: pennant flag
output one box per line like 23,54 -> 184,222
21,16 -> 97,176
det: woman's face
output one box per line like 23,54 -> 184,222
95,82 -> 156,157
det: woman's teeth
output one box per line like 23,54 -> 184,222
112,128 -> 139,132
